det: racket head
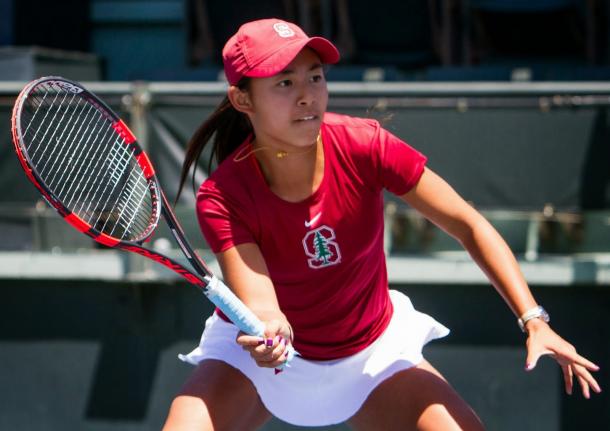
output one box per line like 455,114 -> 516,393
11,76 -> 161,246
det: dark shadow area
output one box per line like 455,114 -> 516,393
0,280 -> 607,429
0,279 -> 211,420
579,107 -> 610,210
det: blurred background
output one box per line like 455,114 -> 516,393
0,0 -> 609,430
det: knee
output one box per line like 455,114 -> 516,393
163,361 -> 271,431
163,395 -> 214,431
351,364 -> 485,430
416,401 -> 485,431
405,369 -> 485,430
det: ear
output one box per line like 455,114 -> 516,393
227,86 -> 253,114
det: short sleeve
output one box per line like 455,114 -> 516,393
373,124 -> 427,196
196,182 -> 256,253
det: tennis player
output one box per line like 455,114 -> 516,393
163,18 -> 601,430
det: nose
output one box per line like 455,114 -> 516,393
297,83 -> 314,106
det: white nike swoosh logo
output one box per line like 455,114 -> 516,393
304,212 -> 322,228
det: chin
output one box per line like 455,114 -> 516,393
295,119 -> 322,135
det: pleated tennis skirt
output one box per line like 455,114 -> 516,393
179,290 -> 450,427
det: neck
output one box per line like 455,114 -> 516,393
254,135 -> 324,202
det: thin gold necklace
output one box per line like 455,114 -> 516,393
233,134 -> 321,162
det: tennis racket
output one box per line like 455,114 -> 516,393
11,76 -> 294,368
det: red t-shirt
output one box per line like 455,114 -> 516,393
197,112 -> 427,360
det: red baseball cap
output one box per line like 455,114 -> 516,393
222,19 -> 340,85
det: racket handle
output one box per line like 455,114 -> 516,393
204,276 -> 296,370
205,276 -> 265,335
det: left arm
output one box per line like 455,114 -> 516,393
401,167 -> 601,398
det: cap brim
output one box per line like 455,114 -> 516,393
245,37 -> 340,80
306,37 -> 340,65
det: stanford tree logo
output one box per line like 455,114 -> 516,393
302,225 -> 341,269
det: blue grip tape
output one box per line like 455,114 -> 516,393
204,276 -> 296,370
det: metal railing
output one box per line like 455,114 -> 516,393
3,81 -> 610,282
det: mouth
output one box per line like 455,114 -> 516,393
295,115 -> 318,122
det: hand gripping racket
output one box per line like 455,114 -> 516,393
11,76 -> 295,369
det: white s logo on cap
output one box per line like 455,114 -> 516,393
273,22 -> 295,38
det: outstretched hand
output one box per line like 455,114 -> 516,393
236,318 -> 293,369
524,319 -> 601,398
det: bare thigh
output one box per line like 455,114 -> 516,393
348,359 -> 485,431
163,359 -> 271,431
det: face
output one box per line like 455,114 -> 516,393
233,48 -> 329,150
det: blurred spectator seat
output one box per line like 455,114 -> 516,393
386,205 -> 610,258
0,0 -> 13,46
467,0 -> 576,10
188,0 -> 297,65
91,0 -> 186,81
461,0 -> 602,65
427,64 -> 610,81
0,204 -> 95,252
387,206 -> 534,256
426,65 -> 514,80
330,0 -> 445,67
325,65 -> 405,81
569,211 -> 610,254
3,0 -> 90,52
129,66 -> 223,82
0,47 -> 102,81
544,66 -> 610,81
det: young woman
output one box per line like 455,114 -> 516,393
163,18 -> 601,430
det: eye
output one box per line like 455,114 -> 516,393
310,74 -> 324,83
278,79 -> 292,88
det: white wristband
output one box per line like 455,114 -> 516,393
517,306 -> 550,333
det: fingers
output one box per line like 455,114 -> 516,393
525,348 -> 554,371
525,325 -> 600,371
571,364 -> 602,399
234,317 -> 294,369
235,329 -> 290,368
236,333 -> 266,348
538,338 -> 600,372
559,350 -> 600,372
538,354 -> 602,398
577,373 -> 590,399
525,328 -> 602,398
561,365 -> 573,395
245,335 -> 290,368
524,324 -> 602,399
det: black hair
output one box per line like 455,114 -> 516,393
176,78 -> 252,201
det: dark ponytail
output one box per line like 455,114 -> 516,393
176,79 -> 252,201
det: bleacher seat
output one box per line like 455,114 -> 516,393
91,0 -> 187,80
188,0 -> 297,66
335,0 -> 438,68
385,205 -> 610,258
462,0 -> 600,65
128,66 -> 222,82
537,211 -> 610,254
0,205 -> 96,252
426,65 -> 514,81
468,0 -> 576,12
325,65 -> 405,82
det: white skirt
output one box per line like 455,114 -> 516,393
179,290 -> 450,427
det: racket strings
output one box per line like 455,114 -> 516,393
25,89 -> 93,181
19,81 -> 156,242
42,102 -> 98,187
54,111 -> 120,208
64,117 -> 119,210
98,145 -> 151,238
26,89 -> 113,208
24,90 -> 74,166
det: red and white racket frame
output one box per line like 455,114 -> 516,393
11,76 -> 211,288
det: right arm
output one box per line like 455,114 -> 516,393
216,242 -> 293,368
